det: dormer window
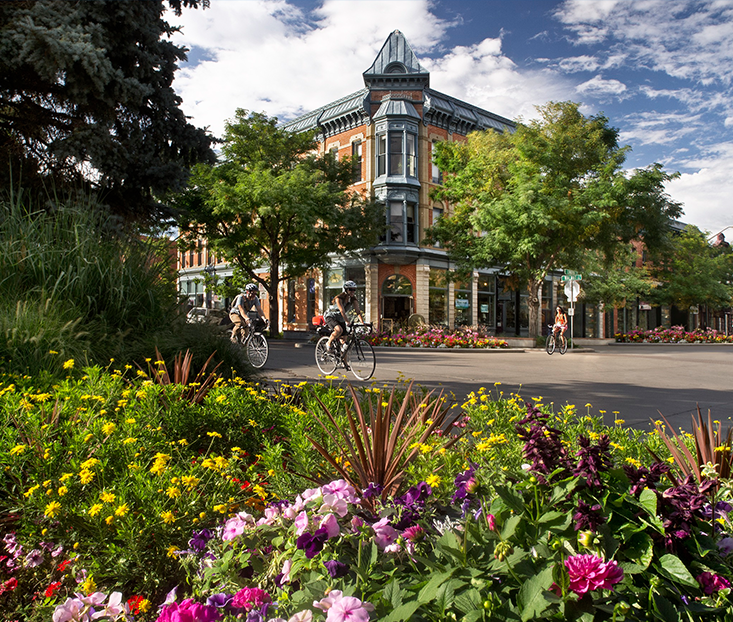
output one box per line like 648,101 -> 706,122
385,62 -> 406,73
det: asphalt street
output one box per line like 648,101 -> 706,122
255,341 -> 733,433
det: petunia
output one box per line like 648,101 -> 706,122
319,514 -> 341,539
371,518 -> 398,550
324,559 -> 349,578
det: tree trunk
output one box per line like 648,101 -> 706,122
527,277 -> 542,339
267,258 -> 280,333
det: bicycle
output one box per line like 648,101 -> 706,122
229,318 -> 269,369
546,324 -> 568,355
315,322 -> 376,380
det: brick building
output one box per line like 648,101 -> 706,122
180,30 -> 684,338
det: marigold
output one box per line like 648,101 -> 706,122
88,504 -> 103,517
166,487 -> 180,499
63,359 -> 75,370
100,491 -> 116,504
44,501 -> 62,518
101,422 -> 116,435
115,503 -> 129,517
161,511 -> 175,524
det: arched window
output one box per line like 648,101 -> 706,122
382,274 -> 413,296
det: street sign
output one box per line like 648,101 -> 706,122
560,274 -> 582,282
563,269 -> 578,275
564,280 -> 580,302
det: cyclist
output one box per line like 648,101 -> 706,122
324,280 -> 364,354
229,283 -> 268,343
553,306 -> 568,344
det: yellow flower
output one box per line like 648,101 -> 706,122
58,486 -> 68,496
625,457 -> 642,468
105,515 -> 114,525
252,484 -> 266,498
149,453 -> 171,475
207,431 -> 222,438
24,484 -> 40,498
177,439 -> 188,446
88,504 -> 103,517
419,444 -> 432,454
81,458 -> 100,470
101,422 -> 116,435
615,419 -> 625,426
44,501 -> 62,518
138,599 -> 152,613
215,394 -> 227,404
79,470 -> 95,484
100,491 -> 116,504
126,418 -> 136,424
81,577 -> 96,594
213,504 -> 227,514
426,474 -> 441,487
161,511 -> 175,524
181,475 -> 200,490
59,472 -> 74,482
115,504 -> 129,517
84,433 -> 93,443
63,359 -> 75,370
167,545 -> 178,558
123,437 -> 137,445
166,486 -> 180,499
10,444 -> 27,456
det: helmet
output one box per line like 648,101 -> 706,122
245,283 -> 258,293
343,280 -> 357,291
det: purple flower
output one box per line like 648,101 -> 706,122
296,528 -> 329,559
515,404 -> 573,484
452,464 -> 478,504
659,475 -> 713,549
573,499 -> 606,532
156,599 -> 221,622
206,593 -> 233,609
24,549 -> 44,568
323,559 -> 349,578
573,435 -> 613,489
189,529 -> 213,552
362,483 -> 383,499
623,462 -> 670,497
697,571 -> 731,595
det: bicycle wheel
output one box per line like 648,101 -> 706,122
559,334 -> 568,355
315,336 -> 338,375
246,333 -> 269,369
347,339 -> 375,380
546,334 -> 555,355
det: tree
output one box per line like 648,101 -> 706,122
0,0 -> 215,224
651,226 -> 733,316
428,101 -> 682,338
178,109 -> 384,329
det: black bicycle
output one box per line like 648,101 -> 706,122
546,324 -> 568,355
229,318 -> 269,368
315,322 -> 376,380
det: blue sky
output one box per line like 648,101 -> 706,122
170,0 -> 733,237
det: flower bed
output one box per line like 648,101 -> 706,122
2,368 -> 733,620
615,326 -> 733,343
368,326 -> 509,349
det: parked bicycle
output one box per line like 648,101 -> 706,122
546,324 -> 568,355
229,318 -> 269,368
315,321 -> 376,380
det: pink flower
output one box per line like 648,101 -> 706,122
231,587 -> 271,611
295,510 -> 310,536
156,599 -> 221,622
319,514 -> 341,539
52,598 -> 85,622
314,589 -> 343,612
320,494 -> 349,517
326,596 -> 372,622
565,554 -> 624,596
486,514 -> 496,531
371,518 -> 398,549
321,480 -> 359,504
221,512 -> 255,541
697,571 -> 732,595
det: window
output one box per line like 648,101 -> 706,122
382,201 -> 418,245
477,274 -> 495,328
287,280 -> 296,323
352,140 -> 362,182
454,277 -> 472,327
429,268 -> 448,326
376,129 -> 418,178
324,267 -> 365,313
329,146 -> 338,160
389,133 -> 403,175
181,252 -> 186,268
431,141 -> 443,184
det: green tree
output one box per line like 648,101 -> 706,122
178,110 -> 384,328
0,0 -> 215,224
428,101 -> 682,338
651,226 -> 733,314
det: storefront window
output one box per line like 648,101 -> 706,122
454,277 -> 472,327
477,273 -> 495,328
324,267 -> 365,312
429,268 -> 448,326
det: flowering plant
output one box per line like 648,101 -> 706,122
368,326 -> 509,349
615,325 -> 733,343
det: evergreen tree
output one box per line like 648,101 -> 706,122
0,0 -> 215,223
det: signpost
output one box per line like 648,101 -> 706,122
562,270 -> 582,351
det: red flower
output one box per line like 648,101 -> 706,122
44,581 -> 62,598
127,594 -> 145,614
57,559 -> 72,572
0,577 -> 19,595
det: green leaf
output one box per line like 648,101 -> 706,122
538,510 -> 569,529
418,571 -> 454,604
381,600 -> 421,622
517,566 -> 554,621
435,581 -> 456,614
639,487 -> 657,516
652,593 -> 681,621
623,531 -> 654,570
463,612 -> 485,622
453,587 -> 483,614
383,579 -> 403,609
496,485 -> 525,514
657,554 -> 698,587
501,514 -> 523,540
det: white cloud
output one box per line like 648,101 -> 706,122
557,55 -> 600,73
575,75 -> 627,99
666,142 -> 733,233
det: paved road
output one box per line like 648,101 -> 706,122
256,341 -> 733,432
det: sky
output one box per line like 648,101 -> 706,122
169,0 -> 733,237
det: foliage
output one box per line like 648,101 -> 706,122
0,0 -> 215,223
653,409 -> 733,486
614,326 -> 733,343
368,326 -> 509,349
177,109 -> 384,327
428,101 -> 682,338
305,382 -> 463,498
174,403 -> 733,622
650,226 -> 733,311
580,245 -> 657,308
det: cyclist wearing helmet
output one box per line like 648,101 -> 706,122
324,280 -> 364,353
230,283 -> 268,343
